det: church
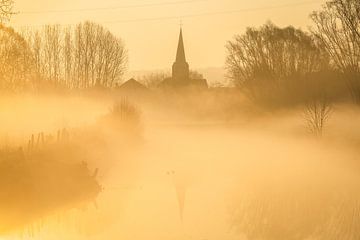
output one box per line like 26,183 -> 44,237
159,28 -> 208,89
120,28 -> 208,91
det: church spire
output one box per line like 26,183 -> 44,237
175,28 -> 186,62
172,27 -> 190,83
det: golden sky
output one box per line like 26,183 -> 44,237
11,0 -> 325,71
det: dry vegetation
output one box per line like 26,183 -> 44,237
0,97 -> 143,236
0,135 -> 101,234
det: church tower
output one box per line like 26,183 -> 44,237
172,28 -> 190,84
159,27 -> 207,89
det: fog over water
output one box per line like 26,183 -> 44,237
1,93 -> 360,240
2,0 -> 360,238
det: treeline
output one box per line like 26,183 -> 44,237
0,21 -> 127,91
138,70 -> 204,89
226,0 -> 360,107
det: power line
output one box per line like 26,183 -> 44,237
13,0 -> 324,28
20,0 -> 208,14
103,0 -> 324,24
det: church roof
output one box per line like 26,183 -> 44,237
119,78 -> 147,91
175,28 -> 186,63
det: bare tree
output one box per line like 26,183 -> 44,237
304,94 -> 333,137
138,69 -> 203,89
72,21 -> 127,88
138,71 -> 170,88
311,0 -> 360,104
189,70 -> 204,79
43,25 -> 62,85
226,22 -> 329,103
63,27 -> 73,88
23,21 -> 128,89
0,0 -> 14,23
0,24 -> 34,91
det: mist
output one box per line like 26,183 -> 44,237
0,89 -> 359,240
2,0 -> 360,239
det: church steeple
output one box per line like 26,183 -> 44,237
172,28 -> 190,83
176,28 -> 186,62
159,27 -> 208,89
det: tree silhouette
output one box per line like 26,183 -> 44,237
23,21 -> 128,89
311,0 -> 360,104
226,22 -> 329,104
0,24 -> 35,91
304,94 -> 333,137
0,0 -> 14,23
138,70 -> 204,89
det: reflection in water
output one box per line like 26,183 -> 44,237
1,96 -> 360,240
